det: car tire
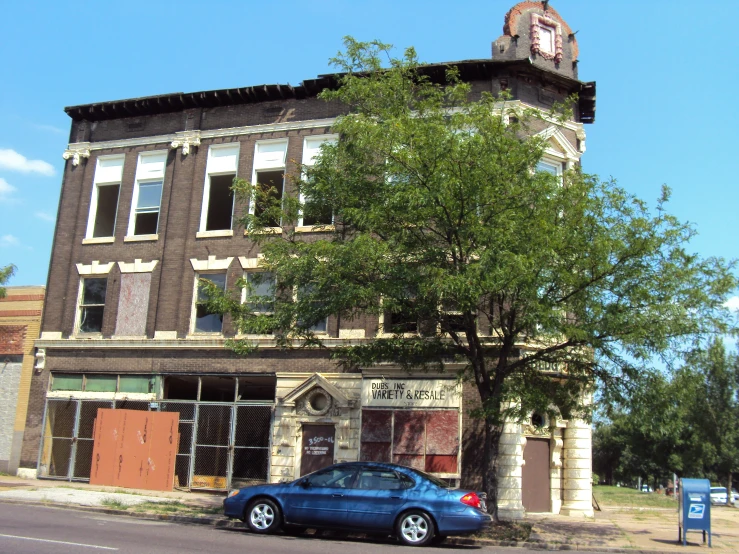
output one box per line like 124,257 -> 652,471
396,510 -> 435,547
245,499 -> 282,534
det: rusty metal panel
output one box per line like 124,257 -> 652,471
90,409 -> 179,491
425,410 -> 459,455
145,413 -> 179,491
89,408 -> 120,484
361,410 -> 392,442
522,437 -> 551,512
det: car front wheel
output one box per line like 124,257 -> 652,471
246,499 -> 282,534
396,510 -> 434,546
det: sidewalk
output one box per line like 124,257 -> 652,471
1,475 -> 737,552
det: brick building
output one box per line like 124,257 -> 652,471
26,2 -> 595,518
0,286 -> 45,474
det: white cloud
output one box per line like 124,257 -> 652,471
35,211 -> 55,222
0,177 -> 17,198
0,235 -> 20,247
0,148 -> 55,176
725,296 -> 739,312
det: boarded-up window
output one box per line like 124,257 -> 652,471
360,409 -> 459,474
115,273 -> 152,336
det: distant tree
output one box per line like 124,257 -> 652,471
205,39 -> 738,520
684,339 -> 739,503
0,263 -> 16,298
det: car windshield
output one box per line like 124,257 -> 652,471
407,468 -> 452,489
712,487 -> 726,493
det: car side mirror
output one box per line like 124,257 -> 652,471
300,478 -> 311,488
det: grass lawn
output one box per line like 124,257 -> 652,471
594,485 -> 677,509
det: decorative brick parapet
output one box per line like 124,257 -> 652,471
503,1 -> 579,60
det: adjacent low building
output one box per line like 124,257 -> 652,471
25,1 -> 595,518
0,285 -> 45,474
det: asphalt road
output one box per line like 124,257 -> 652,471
0,502 -> 602,554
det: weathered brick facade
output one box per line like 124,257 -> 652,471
28,1 -> 595,518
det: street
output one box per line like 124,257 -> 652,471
0,502 -> 608,554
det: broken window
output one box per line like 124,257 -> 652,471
205,174 -> 235,231
251,140 -> 288,228
78,277 -> 108,333
200,145 -> 239,233
253,170 -> 284,227
193,272 -> 226,333
86,155 -> 124,239
299,136 -> 336,227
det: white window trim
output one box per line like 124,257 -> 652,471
298,135 -> 338,229
126,150 -> 167,239
189,271 -> 227,336
199,144 -> 240,233
249,139 -> 288,230
85,154 -> 124,240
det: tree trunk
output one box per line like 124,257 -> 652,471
483,415 -> 503,523
728,471 -> 733,506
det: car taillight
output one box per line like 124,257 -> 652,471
460,492 -> 481,509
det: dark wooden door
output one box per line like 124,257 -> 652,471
300,424 -> 335,476
522,437 -> 551,512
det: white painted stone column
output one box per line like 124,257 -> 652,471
497,420 -> 525,520
560,417 -> 594,517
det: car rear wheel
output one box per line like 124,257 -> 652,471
246,499 -> 282,534
396,510 -> 434,547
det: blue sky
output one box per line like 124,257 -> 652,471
1,0 -> 737,315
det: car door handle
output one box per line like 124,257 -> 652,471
332,493 -> 344,498
390,496 -> 401,499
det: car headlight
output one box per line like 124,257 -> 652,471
227,489 -> 240,498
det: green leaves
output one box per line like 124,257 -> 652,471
0,263 -> 16,299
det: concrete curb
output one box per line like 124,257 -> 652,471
0,498 -> 690,553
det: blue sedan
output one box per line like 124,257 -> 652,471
223,461 -> 491,546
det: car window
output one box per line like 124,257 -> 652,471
356,470 -> 404,491
308,467 -> 357,488
407,467 -> 452,488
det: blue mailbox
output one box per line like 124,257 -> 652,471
678,478 -> 711,547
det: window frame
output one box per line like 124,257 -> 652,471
237,270 -> 277,337
191,271 -> 228,335
75,276 -> 109,335
198,144 -> 240,236
85,155 -> 124,241
126,151 -> 167,239
297,135 -> 337,230
249,139 -> 289,230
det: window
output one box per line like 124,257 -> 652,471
299,136 -> 336,227
86,156 -> 123,239
538,24 -> 555,54
250,140 -> 288,228
128,152 -> 166,236
298,284 -> 328,333
78,277 -> 108,333
382,293 -> 418,334
200,145 -> 239,233
356,469 -> 405,491
244,272 -> 275,314
536,159 -> 562,176
193,272 -> 226,333
307,466 -> 357,488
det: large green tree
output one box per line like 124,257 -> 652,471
0,263 -> 16,298
206,40 -> 737,520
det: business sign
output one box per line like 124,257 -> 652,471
362,378 -> 461,408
